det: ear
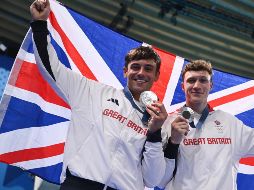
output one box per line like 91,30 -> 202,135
210,81 -> 213,91
154,71 -> 160,81
123,67 -> 128,78
181,82 -> 184,91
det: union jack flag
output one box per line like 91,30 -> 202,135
0,0 -> 253,189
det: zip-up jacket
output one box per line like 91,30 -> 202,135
31,20 -> 166,190
159,107 -> 254,190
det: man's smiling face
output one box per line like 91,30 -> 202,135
124,59 -> 159,100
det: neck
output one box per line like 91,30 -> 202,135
132,91 -> 140,101
186,102 -> 207,114
126,87 -> 140,101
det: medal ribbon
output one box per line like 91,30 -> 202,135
189,105 -> 209,129
123,87 -> 150,125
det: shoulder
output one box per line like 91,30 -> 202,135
211,109 -> 235,118
211,109 -> 242,124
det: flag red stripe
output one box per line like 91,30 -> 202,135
151,47 -> 176,101
15,60 -> 70,109
209,86 -> 254,107
49,12 -> 97,80
0,143 -> 65,164
240,157 -> 254,166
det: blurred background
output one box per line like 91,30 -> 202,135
0,0 -> 254,189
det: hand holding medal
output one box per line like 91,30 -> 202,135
139,91 -> 167,132
181,107 -> 194,123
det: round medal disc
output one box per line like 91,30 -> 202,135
181,107 -> 194,123
139,91 -> 158,107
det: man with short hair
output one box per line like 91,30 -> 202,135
159,60 -> 254,190
30,0 -> 168,189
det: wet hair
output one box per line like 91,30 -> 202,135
125,46 -> 161,72
182,59 -> 213,81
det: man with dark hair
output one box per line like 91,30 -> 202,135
158,60 -> 254,190
30,0 -> 168,189
125,46 -> 161,72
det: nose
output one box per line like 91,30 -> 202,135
193,80 -> 201,88
137,67 -> 146,76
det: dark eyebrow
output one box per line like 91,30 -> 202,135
130,63 -> 140,67
187,76 -> 208,79
186,77 -> 197,80
144,64 -> 154,68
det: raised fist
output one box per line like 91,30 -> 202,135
30,0 -> 50,21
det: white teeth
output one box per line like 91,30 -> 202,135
136,79 -> 146,83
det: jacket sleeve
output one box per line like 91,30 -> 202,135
156,158 -> 176,189
31,21 -> 55,80
141,115 -> 178,188
156,140 -> 179,188
156,115 -> 179,189
31,20 -> 88,106
233,117 -> 254,159
141,129 -> 166,188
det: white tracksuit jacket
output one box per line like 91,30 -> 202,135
31,21 -> 166,190
159,107 -> 254,190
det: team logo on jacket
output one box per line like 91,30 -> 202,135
214,120 -> 223,133
214,120 -> 221,125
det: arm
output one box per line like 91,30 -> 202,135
156,115 -> 189,188
141,102 -> 168,187
233,117 -> 254,159
156,139 -> 179,188
30,0 -> 87,104
31,20 -> 55,80
30,0 -> 54,79
142,129 -> 165,187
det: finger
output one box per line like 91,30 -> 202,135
172,122 -> 189,133
155,110 -> 161,116
173,128 -> 189,136
147,102 -> 167,116
146,106 -> 158,118
36,0 -> 48,11
159,103 -> 167,114
174,122 -> 189,128
180,126 -> 190,135
42,0 -> 50,8
37,0 -> 47,3
174,115 -> 188,123
45,0 -> 50,7
151,102 -> 166,112
172,125 -> 189,134
184,130 -> 189,136
34,1 -> 43,11
150,102 -> 163,113
146,104 -> 159,115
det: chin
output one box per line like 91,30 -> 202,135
134,88 -> 146,94
134,84 -> 148,91
190,98 -> 202,103
129,86 -> 142,94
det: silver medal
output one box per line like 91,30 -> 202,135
139,91 -> 158,108
181,107 -> 194,123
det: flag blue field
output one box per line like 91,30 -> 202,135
0,0 -> 253,189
